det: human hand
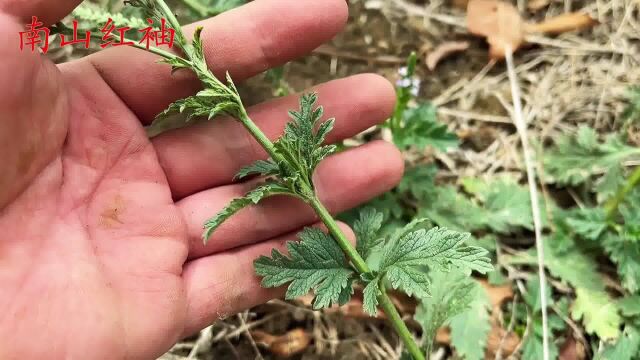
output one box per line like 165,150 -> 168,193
0,1 -> 403,358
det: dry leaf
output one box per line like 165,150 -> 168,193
252,328 -> 311,358
526,12 -> 598,35
467,0 -> 525,59
485,321 -> 520,359
559,337 -> 587,360
527,0 -> 551,11
478,279 -> 514,309
426,41 -> 471,70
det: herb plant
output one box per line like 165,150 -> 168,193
124,1 -> 492,359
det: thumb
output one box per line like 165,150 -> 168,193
0,11 -> 69,209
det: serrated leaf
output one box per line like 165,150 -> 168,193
72,2 -> 148,30
572,287 -> 622,340
417,186 -> 486,232
362,278 -> 381,316
415,270 -> 476,355
565,207 -> 608,241
395,103 -> 459,152
354,208 -> 385,260
449,282 -> 491,360
273,93 -> 337,186
203,182 -> 294,242
398,164 -> 438,200
603,233 -> 640,293
381,226 -> 493,276
595,326 -> 640,360
235,159 -> 280,180
618,296 -> 640,317
544,126 -> 640,186
254,227 -> 355,309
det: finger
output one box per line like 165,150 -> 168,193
181,222 -> 355,337
153,74 -> 396,199
178,140 -> 403,259
0,14 -> 68,209
0,0 -> 82,24
87,0 -> 348,124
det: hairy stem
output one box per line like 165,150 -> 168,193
143,1 -> 425,357
605,165 -> 640,219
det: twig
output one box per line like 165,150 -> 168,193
504,47 -> 549,360
495,293 -> 519,360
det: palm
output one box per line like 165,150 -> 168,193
0,1 -> 402,359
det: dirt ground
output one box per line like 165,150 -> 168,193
157,0 -> 639,359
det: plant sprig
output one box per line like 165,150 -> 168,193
126,2 -> 492,359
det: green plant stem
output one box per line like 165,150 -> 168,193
240,106 -> 425,360
605,166 -> 640,218
309,197 -> 369,273
379,290 -> 426,360
180,0 -> 209,17
146,1 -> 425,357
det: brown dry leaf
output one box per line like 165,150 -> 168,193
526,12 -> 598,35
252,328 -> 311,358
559,337 -> 587,360
478,279 -> 514,309
426,41 -> 471,70
527,0 -> 551,11
485,320 -> 520,358
467,0 -> 525,59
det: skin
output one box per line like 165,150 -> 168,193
0,0 -> 403,359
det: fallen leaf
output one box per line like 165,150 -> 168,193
526,12 -> 598,35
485,320 -> 520,358
559,336 -> 586,360
478,279 -> 514,309
426,41 -> 471,70
527,0 -> 550,11
467,0 -> 525,59
252,328 -> 311,358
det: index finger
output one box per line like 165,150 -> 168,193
86,0 -> 349,124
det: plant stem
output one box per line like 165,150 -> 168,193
379,291 -> 426,360
180,0 -> 209,17
309,197 -> 369,273
146,1 -> 425,357
605,166 -> 640,219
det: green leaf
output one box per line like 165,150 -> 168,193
417,186 -> 486,232
273,93 -> 337,185
73,2 -> 149,30
572,288 -> 622,340
362,278 -> 381,316
354,208 -> 385,260
398,164 -> 438,200
565,207 -> 608,241
395,103 -> 459,152
415,271 -> 476,355
603,233 -> 640,294
203,182 -> 295,242
449,282 -> 492,360
595,326 -> 640,360
235,159 -> 280,180
380,227 -> 493,280
544,126 -> 640,186
618,296 -> 640,317
463,177 -> 541,233
254,227 -> 355,309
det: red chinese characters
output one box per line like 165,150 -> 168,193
19,16 -> 175,53
19,16 -> 50,53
